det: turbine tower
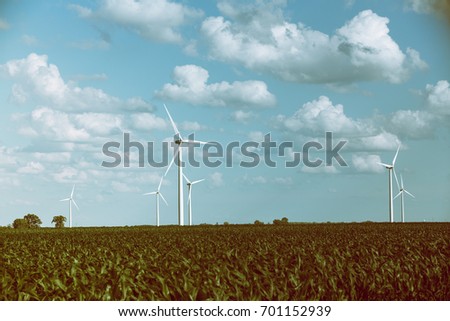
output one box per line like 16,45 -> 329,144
394,174 -> 415,223
183,173 -> 204,226
164,104 -> 207,226
60,185 -> 79,228
378,145 -> 400,223
143,176 -> 167,227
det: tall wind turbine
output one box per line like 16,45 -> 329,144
183,173 -> 204,226
143,176 -> 168,227
378,145 -> 400,223
394,174 -> 415,223
60,185 -> 79,228
164,104 -> 207,226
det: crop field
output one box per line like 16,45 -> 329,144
0,223 -> 449,300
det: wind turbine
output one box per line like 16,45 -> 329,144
183,173 -> 204,226
143,176 -> 168,227
163,104 -> 207,226
378,145 -> 400,223
394,174 -> 415,223
60,185 -> 79,228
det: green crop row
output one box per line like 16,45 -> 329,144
0,223 -> 448,300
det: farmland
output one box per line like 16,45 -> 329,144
0,223 -> 448,300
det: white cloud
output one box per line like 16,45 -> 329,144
74,113 -> 123,136
275,95 -> 406,151
230,110 -> 254,123
387,109 -> 436,139
72,0 -> 203,44
30,107 -> 90,141
17,161 -> 45,174
276,96 -> 368,136
352,153 -> 384,173
0,53 -> 152,112
156,65 -> 276,108
426,80 -> 450,116
209,171 -> 224,187
131,113 -> 167,131
358,132 -> 402,151
201,7 -> 425,84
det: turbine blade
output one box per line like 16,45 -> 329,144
164,104 -> 180,136
164,148 -> 180,176
184,139 -> 208,146
191,179 -> 205,185
392,145 -> 400,166
157,176 -> 164,191
394,191 -> 402,200
143,192 -> 157,195
159,193 -> 168,206
400,174 -> 404,189
60,198 -> 70,202
393,169 -> 400,191
182,173 -> 191,184
377,162 -> 391,168
71,184 -> 75,198
404,190 -> 415,198
72,199 -> 80,210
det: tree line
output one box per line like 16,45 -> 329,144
12,214 -> 67,229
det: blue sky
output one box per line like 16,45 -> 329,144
0,0 -> 449,227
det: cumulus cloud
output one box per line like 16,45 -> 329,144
386,110 -> 436,139
201,5 -> 426,84
352,154 -> 384,173
0,53 -> 152,112
275,96 -> 405,151
27,107 -> 124,142
131,113 -> 167,131
425,80 -> 450,116
230,110 -> 255,123
156,65 -> 276,108
71,0 -> 203,44
275,96 -> 369,136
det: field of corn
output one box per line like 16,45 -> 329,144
0,223 -> 448,300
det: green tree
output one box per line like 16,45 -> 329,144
254,220 -> 264,225
52,215 -> 66,228
12,218 -> 27,229
281,217 -> 289,224
23,213 -> 42,228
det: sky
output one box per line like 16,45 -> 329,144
0,0 -> 449,227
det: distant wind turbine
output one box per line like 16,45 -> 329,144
183,173 -> 204,226
378,145 -> 400,223
394,174 -> 415,223
60,185 -> 79,228
164,104 -> 208,226
143,176 -> 167,227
